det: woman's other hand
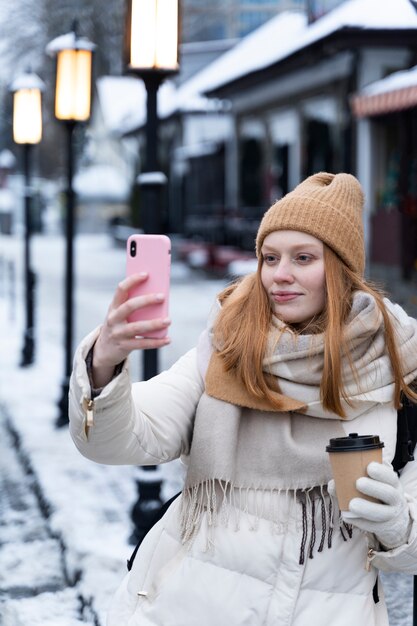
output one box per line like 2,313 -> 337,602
346,462 -> 412,549
92,273 -> 171,387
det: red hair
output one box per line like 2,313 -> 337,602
213,246 -> 417,417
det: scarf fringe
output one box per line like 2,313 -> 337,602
180,479 -> 352,563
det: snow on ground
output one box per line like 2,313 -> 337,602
1,588 -> 90,626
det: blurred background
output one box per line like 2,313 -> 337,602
1,0 -> 417,624
1,0 -> 416,274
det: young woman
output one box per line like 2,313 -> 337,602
69,172 -> 417,626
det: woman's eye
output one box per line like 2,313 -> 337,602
296,254 -> 313,263
263,254 -> 277,264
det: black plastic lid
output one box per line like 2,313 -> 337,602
326,432 -> 384,453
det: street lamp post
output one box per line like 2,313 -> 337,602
125,0 -> 179,380
10,70 -> 45,367
124,0 -> 179,544
47,23 -> 95,427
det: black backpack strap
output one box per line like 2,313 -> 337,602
127,539 -> 141,572
392,394 -> 417,474
372,578 -> 379,604
127,491 -> 181,571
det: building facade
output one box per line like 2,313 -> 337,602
175,0 -> 417,264
352,66 -> 417,278
181,0 -> 306,42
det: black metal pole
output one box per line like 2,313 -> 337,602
143,74 -> 162,380
130,73 -> 166,545
20,143 -> 36,367
57,120 -> 76,428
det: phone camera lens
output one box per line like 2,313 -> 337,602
130,240 -> 137,257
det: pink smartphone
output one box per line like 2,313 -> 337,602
126,234 -> 171,338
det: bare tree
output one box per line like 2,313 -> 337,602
0,0 -> 126,178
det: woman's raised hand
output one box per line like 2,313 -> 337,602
91,273 -> 171,387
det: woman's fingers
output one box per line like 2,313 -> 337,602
94,275 -> 171,368
355,477 -> 399,506
101,332 -> 171,360
96,313 -> 171,363
366,462 -> 399,487
122,335 -> 171,351
109,292 -> 165,326
348,497 -> 395,522
126,317 -> 171,338
106,316 -> 171,343
111,273 -> 148,310
93,320 -> 171,368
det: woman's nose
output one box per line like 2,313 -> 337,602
273,259 -> 294,283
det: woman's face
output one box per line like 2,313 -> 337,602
260,230 -> 326,325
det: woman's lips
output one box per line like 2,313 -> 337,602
271,292 -> 301,303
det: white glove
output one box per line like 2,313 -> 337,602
343,462 -> 411,549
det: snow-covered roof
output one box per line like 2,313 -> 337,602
9,71 -> 45,92
96,74 -> 224,136
175,11 -> 305,100
351,64 -> 417,117
196,0 -> 417,96
95,0 -> 417,132
46,31 -> 96,55
357,64 -> 417,98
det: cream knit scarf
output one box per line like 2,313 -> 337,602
180,290 -> 417,561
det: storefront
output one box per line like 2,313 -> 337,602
352,66 -> 417,279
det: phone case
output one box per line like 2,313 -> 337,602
126,234 -> 171,338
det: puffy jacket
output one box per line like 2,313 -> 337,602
69,328 -> 417,626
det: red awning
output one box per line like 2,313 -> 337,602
351,84 -> 417,118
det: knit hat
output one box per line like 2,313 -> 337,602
256,172 -> 365,275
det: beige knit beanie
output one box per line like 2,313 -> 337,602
256,172 -> 365,275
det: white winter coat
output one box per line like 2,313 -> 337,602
69,327 -> 417,626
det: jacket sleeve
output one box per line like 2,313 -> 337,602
369,446 -> 417,574
69,327 -> 205,466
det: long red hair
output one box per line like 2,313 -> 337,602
213,246 -> 417,417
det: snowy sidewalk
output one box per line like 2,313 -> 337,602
0,413 -> 97,625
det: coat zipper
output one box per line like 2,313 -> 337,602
83,397 -> 95,438
365,548 -> 375,571
86,398 -> 95,427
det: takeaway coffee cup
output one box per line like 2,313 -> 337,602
326,433 -> 384,515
